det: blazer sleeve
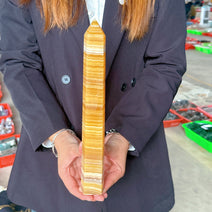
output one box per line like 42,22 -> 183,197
0,0 -> 70,151
105,0 -> 187,156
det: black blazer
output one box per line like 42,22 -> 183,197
0,0 -> 186,211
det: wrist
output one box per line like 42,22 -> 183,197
106,130 -> 130,150
105,129 -> 135,152
105,129 -> 120,137
49,129 -> 78,157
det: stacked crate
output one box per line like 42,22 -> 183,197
0,85 -> 20,168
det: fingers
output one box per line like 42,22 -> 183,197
59,157 -> 107,201
103,156 -> 125,193
67,180 -> 93,201
103,171 -> 121,193
57,135 -> 115,201
78,187 -> 107,202
60,166 -> 94,201
58,155 -> 92,201
62,172 -> 107,201
93,193 -> 107,201
103,168 -> 121,193
78,142 -> 83,155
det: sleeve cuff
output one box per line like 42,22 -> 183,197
42,139 -> 53,148
128,143 -> 136,152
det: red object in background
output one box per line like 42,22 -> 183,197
202,32 -> 212,37
0,134 -> 20,168
0,103 -> 13,119
197,105 -> 212,119
0,104 -> 14,139
0,153 -> 16,168
190,19 -> 200,24
195,7 -> 212,12
185,43 -> 195,50
186,37 -> 201,43
176,108 -> 212,123
185,37 -> 201,50
186,37 -> 197,42
0,85 -> 2,102
163,109 -> 183,128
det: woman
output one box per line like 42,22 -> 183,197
0,0 -> 186,211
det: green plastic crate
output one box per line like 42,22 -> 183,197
201,43 -> 212,48
202,48 -> 212,54
195,30 -> 203,35
187,29 -> 204,35
187,29 -> 197,34
182,121 -> 212,153
195,45 -> 212,54
187,29 -> 194,34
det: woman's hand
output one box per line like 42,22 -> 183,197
50,130 -> 129,201
103,133 -> 129,193
53,130 -> 107,201
54,131 -> 88,200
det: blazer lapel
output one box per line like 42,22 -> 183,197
69,7 -> 90,52
102,0 -> 125,78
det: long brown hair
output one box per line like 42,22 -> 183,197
20,0 -> 155,42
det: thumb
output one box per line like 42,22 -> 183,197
79,142 -> 83,155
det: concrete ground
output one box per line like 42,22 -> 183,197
0,29 -> 212,212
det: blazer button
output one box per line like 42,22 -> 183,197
119,0 -> 125,5
61,75 -> 71,85
121,83 -> 127,92
131,78 -> 136,87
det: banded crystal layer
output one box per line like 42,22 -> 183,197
81,20 -> 106,195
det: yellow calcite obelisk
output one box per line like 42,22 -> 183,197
81,21 -> 106,195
